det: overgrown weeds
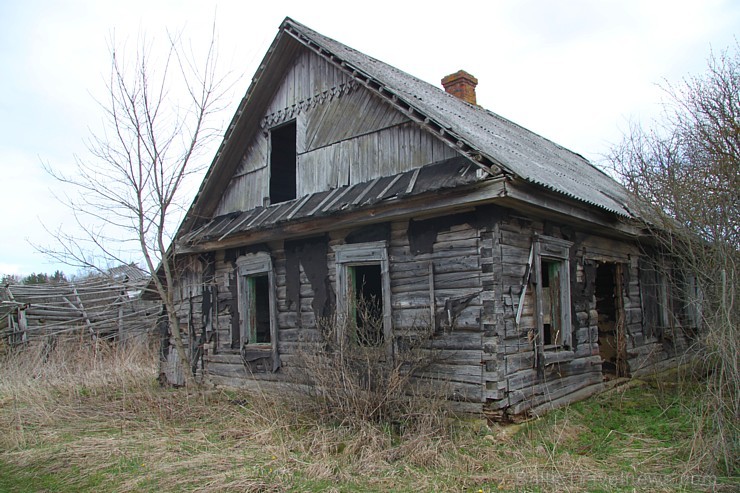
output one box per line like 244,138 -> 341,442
290,296 -> 449,438
0,338 -> 736,492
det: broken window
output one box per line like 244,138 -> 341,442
684,274 -> 703,330
533,235 -> 573,349
334,242 -> 392,349
247,274 -> 271,344
639,258 -> 670,339
269,120 -> 297,204
236,253 -> 277,348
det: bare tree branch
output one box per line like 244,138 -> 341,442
609,42 -> 739,473
39,25 -> 233,387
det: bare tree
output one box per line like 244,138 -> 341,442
43,28 -> 230,386
610,44 -> 739,473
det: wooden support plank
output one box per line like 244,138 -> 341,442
18,307 -> 27,343
218,212 -> 256,241
352,177 -> 381,205
245,208 -> 271,229
285,193 -> 313,220
307,188 -> 341,216
376,173 -> 402,199
515,241 -> 534,328
406,168 -> 421,193
70,288 -> 95,338
428,261 -> 436,331
321,184 -> 353,212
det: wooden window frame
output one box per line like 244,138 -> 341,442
533,235 -> 573,350
236,253 -> 278,357
685,273 -> 703,330
333,241 -> 393,353
640,259 -> 671,339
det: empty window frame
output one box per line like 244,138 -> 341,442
684,274 -> 703,330
638,258 -> 670,339
533,235 -> 573,349
236,253 -> 278,349
334,241 -> 392,348
269,120 -> 297,204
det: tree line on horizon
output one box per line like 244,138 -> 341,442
1,270 -> 68,286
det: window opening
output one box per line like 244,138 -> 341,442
334,241 -> 392,354
269,121 -> 297,204
639,259 -> 669,339
540,259 -> 562,346
250,275 -> 271,344
595,262 -> 629,377
235,252 -> 278,354
684,274 -> 703,332
533,235 -> 572,352
350,264 -> 384,346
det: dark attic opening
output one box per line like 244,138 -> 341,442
269,120 -> 297,204
351,264 -> 384,346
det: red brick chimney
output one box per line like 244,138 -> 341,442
441,70 -> 478,105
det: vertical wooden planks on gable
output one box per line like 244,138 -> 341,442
296,113 -> 307,154
297,50 -> 309,106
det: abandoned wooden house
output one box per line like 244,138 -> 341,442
162,18 -> 698,418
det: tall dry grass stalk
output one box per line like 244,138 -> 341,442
0,334 -> 157,393
0,335 -> 159,449
0,334 -> 727,491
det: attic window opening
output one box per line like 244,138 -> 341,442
269,120 -> 297,204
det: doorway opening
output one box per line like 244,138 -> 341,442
595,262 -> 628,378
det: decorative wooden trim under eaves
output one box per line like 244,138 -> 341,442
261,80 -> 357,129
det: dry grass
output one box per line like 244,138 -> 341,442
0,339 -> 736,492
289,307 -> 447,432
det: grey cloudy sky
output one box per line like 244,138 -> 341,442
1,0 -> 738,276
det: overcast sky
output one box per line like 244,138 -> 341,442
1,0 -> 738,277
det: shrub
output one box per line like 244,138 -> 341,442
292,295 -> 447,431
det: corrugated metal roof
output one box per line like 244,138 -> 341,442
183,156 -> 481,245
282,18 -> 635,217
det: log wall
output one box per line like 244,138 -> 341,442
168,206 -> 694,414
481,210 -> 693,419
